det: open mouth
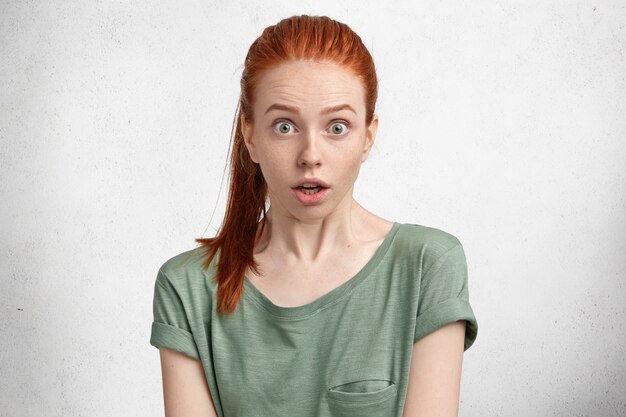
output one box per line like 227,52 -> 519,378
296,185 -> 325,195
291,178 -> 330,204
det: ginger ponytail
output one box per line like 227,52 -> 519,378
195,14 -> 378,315
194,101 -> 268,315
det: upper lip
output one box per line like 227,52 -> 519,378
292,177 -> 330,188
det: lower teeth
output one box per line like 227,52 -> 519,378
301,187 -> 321,195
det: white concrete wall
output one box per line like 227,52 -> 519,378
1,1 -> 624,416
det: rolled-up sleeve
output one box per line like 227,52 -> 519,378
414,243 -> 478,351
150,269 -> 200,361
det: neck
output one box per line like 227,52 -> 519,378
256,198 -> 370,263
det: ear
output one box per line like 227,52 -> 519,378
241,114 -> 258,163
362,113 -> 378,163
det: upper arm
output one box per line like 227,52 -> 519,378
402,320 -> 467,417
159,347 -> 218,417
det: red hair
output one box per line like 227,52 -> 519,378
194,14 -> 378,315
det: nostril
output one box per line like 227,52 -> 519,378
299,160 -> 321,167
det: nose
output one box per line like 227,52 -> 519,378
297,131 -> 322,168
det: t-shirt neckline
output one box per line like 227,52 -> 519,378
243,221 -> 402,319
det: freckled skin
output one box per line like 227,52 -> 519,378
241,60 -> 378,224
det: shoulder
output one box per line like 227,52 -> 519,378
395,222 -> 462,251
157,245 -> 219,293
394,222 -> 464,270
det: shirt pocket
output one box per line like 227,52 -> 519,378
327,378 -> 397,417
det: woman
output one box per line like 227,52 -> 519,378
150,14 -> 478,417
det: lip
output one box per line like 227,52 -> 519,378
292,177 -> 330,188
291,186 -> 329,205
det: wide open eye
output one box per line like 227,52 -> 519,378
273,120 -> 296,135
329,121 -> 349,135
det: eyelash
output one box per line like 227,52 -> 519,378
272,119 -> 351,136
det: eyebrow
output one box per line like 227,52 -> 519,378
264,103 -> 357,116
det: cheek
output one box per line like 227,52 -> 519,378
341,142 -> 367,166
328,153 -> 363,190
256,149 -> 291,185
258,146 -> 287,169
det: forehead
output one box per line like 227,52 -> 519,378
253,60 -> 365,115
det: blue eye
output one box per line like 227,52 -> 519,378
329,121 -> 349,135
273,120 -> 295,134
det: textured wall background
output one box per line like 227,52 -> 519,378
1,1 -> 625,416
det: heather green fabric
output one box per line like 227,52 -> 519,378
150,222 -> 478,417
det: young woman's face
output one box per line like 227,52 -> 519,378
242,60 -> 378,222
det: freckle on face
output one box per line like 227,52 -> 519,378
246,60 -> 371,213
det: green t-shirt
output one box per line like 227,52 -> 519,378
150,222 -> 478,417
